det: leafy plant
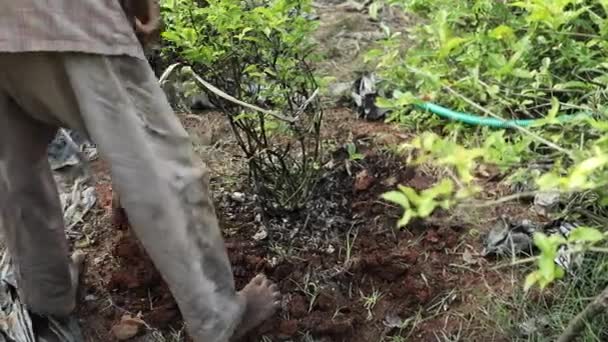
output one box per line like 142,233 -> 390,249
346,142 -> 365,161
525,226 -> 607,291
370,0 -> 608,290
382,178 -> 454,227
161,0 -> 323,212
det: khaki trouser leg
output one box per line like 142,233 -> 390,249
0,93 -> 75,317
0,52 -> 243,342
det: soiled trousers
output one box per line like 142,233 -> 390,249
0,52 -> 243,342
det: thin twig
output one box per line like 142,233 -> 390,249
59,128 -> 89,165
158,62 -> 297,123
294,88 -> 320,118
158,62 -> 181,85
458,191 -> 538,208
190,71 -> 297,123
490,256 -> 538,271
557,286 -> 608,342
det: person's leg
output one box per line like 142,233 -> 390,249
0,90 -> 83,317
0,52 -> 280,342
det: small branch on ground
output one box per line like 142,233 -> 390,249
457,191 -> 538,208
557,285 -> 608,342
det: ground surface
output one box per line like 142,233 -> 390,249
73,2 -> 545,341
73,108 -> 543,342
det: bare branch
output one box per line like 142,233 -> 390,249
458,191 -> 538,208
189,71 -> 297,123
557,286 -> 608,342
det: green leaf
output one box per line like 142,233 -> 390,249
533,232 -> 563,256
524,271 -> 540,291
417,199 -> 437,217
381,191 -> 410,209
538,254 -> 556,280
512,68 -> 534,78
397,210 -> 414,228
554,266 -> 565,280
375,97 -> 394,108
568,227 -> 605,243
536,172 -> 561,190
438,37 -> 467,58
431,179 -> 454,196
400,186 -> 423,206
546,97 -> 560,121
489,25 -> 515,41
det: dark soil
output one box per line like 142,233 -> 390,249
75,110 -> 512,342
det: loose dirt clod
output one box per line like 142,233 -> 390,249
111,315 -> 146,340
354,169 -> 374,191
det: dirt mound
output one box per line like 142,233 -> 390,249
77,111 -> 515,341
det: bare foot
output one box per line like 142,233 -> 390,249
231,274 -> 281,341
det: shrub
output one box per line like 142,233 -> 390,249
161,0 -> 323,212
371,0 -> 608,289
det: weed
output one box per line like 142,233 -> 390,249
487,254 -> 608,341
292,272 -> 320,313
346,142 -> 365,161
360,287 -> 383,320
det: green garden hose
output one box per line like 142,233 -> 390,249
417,102 -> 582,128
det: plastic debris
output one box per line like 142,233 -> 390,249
48,129 -> 97,171
482,217 -> 581,271
62,181 -> 97,236
351,74 -> 391,121
482,218 -> 536,257
0,252 -> 84,342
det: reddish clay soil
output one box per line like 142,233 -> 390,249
76,111 -> 517,342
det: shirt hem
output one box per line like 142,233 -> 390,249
0,41 -> 146,60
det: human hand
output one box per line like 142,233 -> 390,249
121,0 -> 161,46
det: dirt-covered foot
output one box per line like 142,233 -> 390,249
231,274 -> 281,341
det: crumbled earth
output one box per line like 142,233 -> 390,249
74,3 -> 534,341
74,108 -> 536,342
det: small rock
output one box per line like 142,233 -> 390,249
382,176 -> 398,187
268,256 -> 279,268
230,192 -> 246,203
383,312 -> 405,328
534,190 -> 560,216
462,249 -> 477,265
354,169 -> 374,191
111,315 -> 146,340
278,320 -> 299,338
253,226 -> 268,241
84,294 -> 98,302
